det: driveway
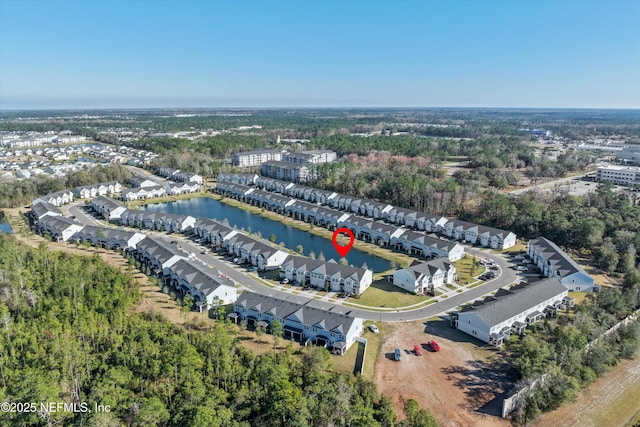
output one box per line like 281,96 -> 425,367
67,201 -> 521,322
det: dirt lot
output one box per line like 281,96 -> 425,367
374,319 -> 515,427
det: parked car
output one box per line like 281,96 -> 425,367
281,278 -> 290,284
413,344 -> 422,356
427,340 -> 440,352
248,266 -> 259,272
394,348 -> 402,361
369,324 -> 380,334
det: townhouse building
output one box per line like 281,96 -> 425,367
72,226 -> 146,251
234,291 -> 364,355
72,181 -> 122,199
35,216 -> 84,242
91,196 -> 127,221
527,236 -> 597,292
393,258 -> 457,294
165,259 -> 237,308
453,278 -> 574,346
308,261 -> 373,295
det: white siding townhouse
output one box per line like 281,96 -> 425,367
223,233 -> 289,270
217,173 -> 259,186
151,212 -> 197,233
442,219 -> 517,250
390,230 -> 465,261
415,214 -> 448,233
121,185 -> 167,201
72,226 -> 146,251
30,201 -> 62,222
527,236 -> 597,292
33,190 -> 74,207
234,291 -> 364,355
134,236 -> 187,275
393,258 -> 456,294
255,176 -> 295,194
72,181 -> 122,199
119,209 -> 146,228
280,256 -> 326,285
91,196 -> 128,221
214,181 -> 255,200
308,261 -> 373,295
35,216 -> 84,242
453,278 -> 574,346
165,182 -> 201,195
193,219 -> 239,247
165,259 -> 237,309
158,166 -> 180,179
173,171 -> 204,185
127,176 -> 158,188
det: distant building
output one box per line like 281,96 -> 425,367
281,150 -> 337,165
616,147 -> 640,165
595,165 -> 640,186
261,161 -> 314,183
232,149 -> 285,167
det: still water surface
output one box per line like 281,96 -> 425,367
142,197 -> 391,272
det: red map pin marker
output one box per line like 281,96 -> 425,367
332,227 -> 355,258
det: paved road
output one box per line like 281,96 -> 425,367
68,201 -> 521,322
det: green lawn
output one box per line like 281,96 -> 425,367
453,255 -> 483,285
569,291 -> 591,306
330,321 -> 388,380
349,279 -> 426,308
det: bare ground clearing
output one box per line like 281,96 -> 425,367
374,319 -> 515,427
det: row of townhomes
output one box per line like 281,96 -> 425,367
72,181 -> 122,199
452,278 -> 575,346
216,175 -> 517,250
157,167 -> 204,185
233,291 -> 363,355
91,196 -> 198,233
279,255 -> 373,295
33,189 -> 74,207
27,188 -> 368,352
193,219 -> 373,295
88,196 -> 366,295
392,258 -> 457,295
215,180 -> 465,263
28,203 -> 238,310
527,237 -> 597,292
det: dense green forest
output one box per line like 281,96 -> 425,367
0,236 -> 439,427
0,165 -> 132,209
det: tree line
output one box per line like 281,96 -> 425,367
0,165 -> 133,209
510,284 -> 640,423
0,236 -> 439,427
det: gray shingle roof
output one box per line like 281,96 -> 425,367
529,236 -> 586,277
235,291 -> 359,334
460,278 -> 567,327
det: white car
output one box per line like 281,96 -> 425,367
369,325 -> 380,334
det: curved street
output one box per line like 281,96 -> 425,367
68,201 -> 520,322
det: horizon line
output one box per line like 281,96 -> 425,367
1,106 -> 639,112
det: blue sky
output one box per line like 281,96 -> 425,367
1,0 -> 639,109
